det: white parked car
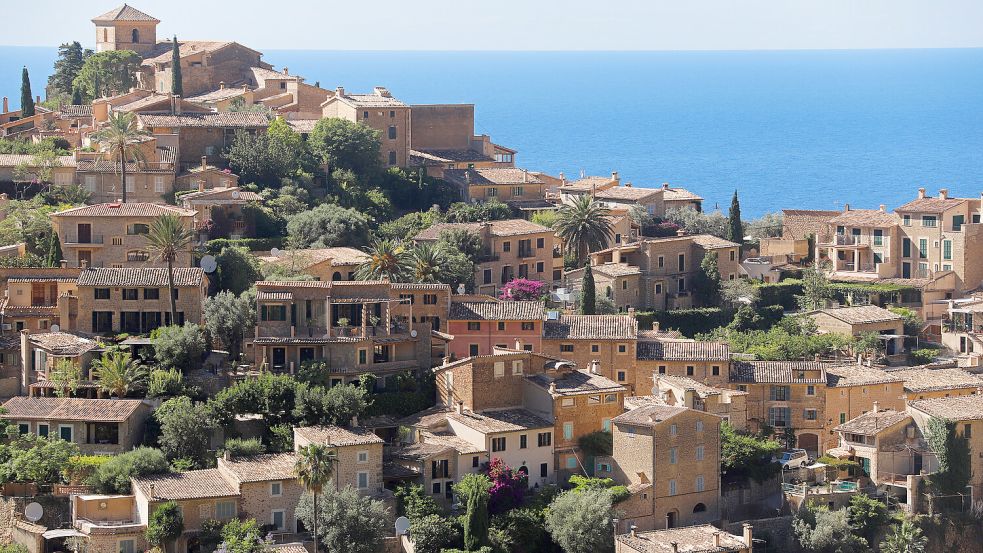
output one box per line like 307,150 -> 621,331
777,449 -> 809,469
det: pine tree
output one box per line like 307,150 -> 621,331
48,42 -> 89,98
20,67 -> 35,117
728,189 -> 743,244
170,36 -> 183,97
580,264 -> 596,315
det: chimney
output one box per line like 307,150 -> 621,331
336,86 -> 345,97
2,97 -> 7,113
80,259 -> 89,269
652,321 -> 660,332
515,339 -> 522,350
712,532 -> 721,548
35,95 -> 40,105
939,188 -> 949,200
549,381 -> 557,394
559,171 -> 566,184
283,67 -> 289,75
149,484 -> 155,500
873,401 -> 880,413
670,543 -> 678,553
843,203 -> 850,211
628,307 -> 636,317
590,360 -> 600,374
629,525 -> 637,538
625,182 -> 633,188
59,260 -> 67,268
662,182 -> 670,190
223,449 -> 232,462
918,187 -> 926,199
455,401 -> 464,415
201,156 -> 207,172
198,178 -> 205,193
523,169 -> 529,183
879,204 -> 886,212
611,171 -> 619,183
350,416 -> 359,427
676,229 -> 686,237
219,81 -> 225,90
743,524 -> 753,549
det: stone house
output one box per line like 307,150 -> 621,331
886,366 -> 983,400
807,305 -> 906,355
635,339 -> 732,393
446,300 -> 545,359
186,85 -> 255,112
824,365 -> 905,447
72,267 -> 207,334
414,218 -> 563,296
180,186 -> 261,240
255,247 -> 370,282
441,167 -> 545,204
408,103 -> 516,179
92,4 -> 160,55
653,375 -> 749,431
50,203 -> 196,269
322,87 -> 410,167
608,404 -> 722,531
137,112 -> 270,168
541,314 -> 638,390
0,334 -> 22,397
174,161 -> 240,192
216,453 -> 306,533
566,233 -> 741,312
20,331 -> 102,398
615,524 -> 752,553
1,396 -> 151,454
141,40 -> 268,97
248,67 -> 331,116
293,425 -> 386,495
247,280 -> 447,387
0,153 -> 76,185
907,395 -> 983,498
0,267 -> 81,334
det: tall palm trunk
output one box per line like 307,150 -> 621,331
166,258 -> 177,325
312,491 -> 318,553
120,149 -> 127,203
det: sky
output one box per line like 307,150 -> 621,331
3,0 -> 982,51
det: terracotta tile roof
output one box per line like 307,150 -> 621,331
92,4 -> 160,22
835,409 -> 910,435
449,300 -> 544,321
138,112 -> 270,128
0,154 -> 76,168
526,369 -> 625,396
133,469 -> 238,501
180,187 -> 261,202
543,314 -> 637,340
887,367 -> 983,393
257,247 -> 369,269
7,274 -> 79,283
53,203 -> 195,218
783,209 -> 841,217
611,403 -> 688,426
624,395 -> 666,409
3,305 -> 58,317
825,365 -> 902,387
286,119 -> 319,133
77,267 -> 204,287
691,234 -> 741,249
143,41 -> 256,65
256,291 -> 293,301
59,105 -> 92,118
442,168 -> 544,187
813,305 -> 903,325
593,186 -> 660,202
186,87 -> 249,103
910,395 -> 983,421
829,209 -> 900,227
336,93 -> 407,108
267,545 -> 308,553
220,453 -> 298,483
392,441 -> 453,461
76,159 -> 174,173
896,196 -> 967,213
655,375 -> 746,397
637,329 -> 684,340
729,361 -> 827,384
294,425 -> 384,447
448,408 -> 552,433
420,431 -> 485,455
616,525 -> 747,553
410,149 -> 493,164
829,274 -> 939,288
662,187 -> 703,202
636,340 -> 730,361
396,406 -> 452,429
560,176 -> 617,190
28,332 -> 98,356
113,93 -> 178,113
390,283 -> 451,291
0,397 -> 145,422
590,263 -> 642,278
413,219 -> 551,240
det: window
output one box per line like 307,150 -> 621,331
730,250 -> 736,261
520,435 -> 528,449
541,463 -> 548,477
563,422 -> 574,441
467,322 -> 481,331
669,479 -> 677,496
696,445 -> 705,460
494,362 -> 505,378
560,344 -> 574,353
588,395 -> 600,405
561,398 -> 574,407
271,482 -> 282,496
536,261 -> 544,273
511,186 -> 524,197
617,371 -> 626,381
537,432 -> 552,447
502,241 -> 511,252
622,280 -> 628,290
260,305 -> 287,321
127,250 -> 150,262
770,385 -> 790,401
922,215 -> 937,227
469,344 -> 479,356
712,365 -> 720,376
94,288 -> 110,300
363,111 -> 369,119
119,540 -> 136,553
155,176 -> 165,193
142,288 -> 160,300
965,424 -> 972,439
521,321 -> 537,331
486,188 -> 498,198
678,278 -> 686,292
215,501 -> 235,520
473,456 -> 480,468
357,472 -> 369,489
358,349 -> 367,364
591,344 -> 600,353
943,239 -> 952,260
388,151 -> 397,165
669,447 -> 677,464
658,365 -> 667,374
658,256 -> 665,268
423,294 -> 437,305
807,385 -> 815,396
627,426 -> 636,438
669,424 -> 677,436
804,409 -> 818,421
492,437 -> 506,452
536,237 -> 545,248
127,223 -> 150,235
357,451 -> 369,463
17,423 -> 29,435
271,510 -> 285,531
902,214 -> 911,226
686,366 -> 695,376
512,360 -> 523,375
497,321 -> 506,331
918,238 -> 928,259
92,312 -> 113,333
125,176 -> 134,192
696,420 -> 704,432
768,407 -> 791,427
695,475 -> 705,492
432,482 -> 441,494
678,253 -> 685,271
388,125 -> 397,139
37,424 -> 48,438
122,289 -> 138,300
566,456 -> 577,469
602,418 -> 611,432
618,344 -> 627,353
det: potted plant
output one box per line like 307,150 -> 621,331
306,318 -> 315,337
337,317 -> 350,337
368,314 -> 381,336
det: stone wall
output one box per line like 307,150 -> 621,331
720,475 -> 782,523
726,515 -> 796,553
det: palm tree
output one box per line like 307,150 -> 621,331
407,242 -> 447,283
145,214 -> 193,325
555,195 -> 613,265
355,239 -> 409,282
295,444 -> 337,552
880,519 -> 927,553
92,350 -> 147,398
90,111 -> 150,203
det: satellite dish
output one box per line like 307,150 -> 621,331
270,247 -> 282,258
410,329 -> 418,338
231,190 -> 240,199
456,284 -> 465,295
24,502 -> 43,522
200,255 -> 218,273
394,516 -> 410,535
50,324 -> 60,333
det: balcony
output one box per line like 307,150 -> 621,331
824,234 -> 874,247
518,248 -> 535,259
76,518 -> 145,535
62,234 -> 105,247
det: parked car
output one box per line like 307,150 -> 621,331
776,449 -> 809,469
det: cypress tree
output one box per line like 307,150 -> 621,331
71,87 -> 83,106
20,67 -> 35,117
46,232 -> 63,268
728,189 -> 743,244
580,263 -> 596,315
170,36 -> 183,97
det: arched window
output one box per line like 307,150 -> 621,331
332,272 -> 342,281
693,503 -> 707,513
131,28 -> 140,43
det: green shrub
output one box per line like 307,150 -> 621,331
221,437 -> 266,458
756,279 -> 803,310
65,455 -> 111,484
204,237 -> 284,254
88,447 -> 170,494
636,307 -> 733,337
910,348 -> 938,365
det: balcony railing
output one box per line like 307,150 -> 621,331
63,234 -> 104,245
828,234 -> 872,247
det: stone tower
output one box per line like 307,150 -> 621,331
92,4 -> 159,55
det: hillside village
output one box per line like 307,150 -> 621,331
0,5 -> 981,553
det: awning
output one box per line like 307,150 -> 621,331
878,334 -> 906,339
43,528 -> 84,539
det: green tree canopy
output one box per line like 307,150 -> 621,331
73,50 -> 142,98
792,503 -> 870,553
204,289 -> 256,362
154,396 -> 216,466
88,447 -> 170,494
48,41 -> 92,100
151,323 -> 207,372
215,246 -> 262,294
455,473 -> 493,550
295,486 -> 389,553
545,488 -> 615,553
309,118 -> 382,177
170,36 -> 183,96
580,264 -> 596,315
555,195 -> 612,265
728,189 -> 744,244
286,203 -> 372,249
223,118 -> 305,186
879,519 -> 927,553
720,422 -> 782,482
146,501 -> 184,551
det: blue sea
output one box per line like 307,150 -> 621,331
3,46 -> 983,217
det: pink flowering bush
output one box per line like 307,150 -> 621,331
485,457 -> 528,513
499,278 -> 548,301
